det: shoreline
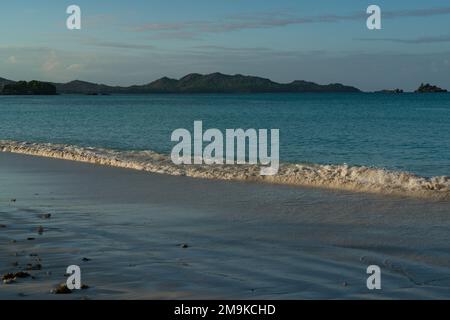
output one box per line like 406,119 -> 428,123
1,152 -> 450,299
1,140 -> 449,201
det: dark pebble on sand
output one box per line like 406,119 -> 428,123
180,244 -> 189,249
1,271 -> 30,283
26,263 -> 42,271
52,284 -> 72,294
39,213 -> 51,219
0,224 -> 6,228
10,199 -> 16,202
14,271 -> 31,278
2,273 -> 16,281
27,237 -> 35,241
82,257 -> 91,262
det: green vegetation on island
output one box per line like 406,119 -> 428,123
1,75 -> 449,95
1,80 -> 57,95
0,77 -> 14,92
415,83 -> 448,93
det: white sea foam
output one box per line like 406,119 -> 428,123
1,140 -> 449,200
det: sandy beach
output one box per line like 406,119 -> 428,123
1,152 -> 450,300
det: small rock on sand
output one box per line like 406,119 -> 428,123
51,283 -> 90,293
0,224 -> 6,228
37,226 -> 44,234
3,278 -> 16,284
2,273 -> 16,281
14,271 -> 31,279
26,263 -> 42,271
180,244 -> 189,249
1,271 -> 30,284
82,257 -> 91,262
52,284 -> 72,294
27,237 -> 35,241
39,213 -> 51,219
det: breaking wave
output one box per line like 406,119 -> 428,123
1,140 -> 449,200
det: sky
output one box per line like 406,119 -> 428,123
1,0 -> 450,91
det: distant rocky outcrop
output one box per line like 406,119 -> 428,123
415,83 -> 448,93
375,89 -> 404,94
1,80 -> 57,95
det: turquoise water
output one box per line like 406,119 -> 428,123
0,93 -> 449,177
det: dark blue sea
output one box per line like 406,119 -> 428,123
1,93 -> 449,177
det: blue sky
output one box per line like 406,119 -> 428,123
1,0 -> 450,90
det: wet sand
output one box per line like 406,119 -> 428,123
1,152 -> 450,299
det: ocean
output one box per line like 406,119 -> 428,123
1,93 -> 450,299
0,93 -> 449,198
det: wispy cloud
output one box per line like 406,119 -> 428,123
82,38 -> 155,50
192,45 -> 272,53
356,34 -> 450,44
145,31 -> 200,41
383,6 -> 450,18
132,6 -> 450,36
83,14 -> 119,29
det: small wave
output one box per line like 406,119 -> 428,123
1,140 -> 449,200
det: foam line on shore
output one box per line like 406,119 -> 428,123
1,140 -> 449,200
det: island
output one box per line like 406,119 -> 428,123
3,75 -> 447,95
1,80 -> 57,95
0,73 -> 361,95
415,83 -> 448,93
